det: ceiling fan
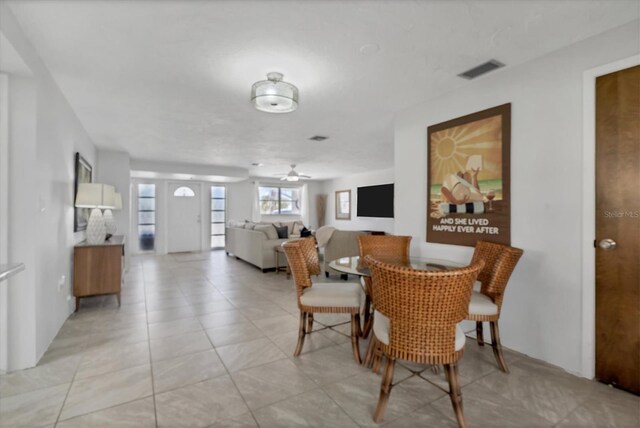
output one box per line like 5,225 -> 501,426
275,164 -> 311,182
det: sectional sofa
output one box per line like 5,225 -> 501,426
225,220 -> 304,272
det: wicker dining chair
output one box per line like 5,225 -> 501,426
366,255 -> 484,427
282,239 -> 364,364
357,235 -> 412,339
467,240 -> 523,373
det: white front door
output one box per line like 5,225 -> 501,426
167,183 -> 201,253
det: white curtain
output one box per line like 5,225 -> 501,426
251,181 -> 261,222
300,183 -> 310,226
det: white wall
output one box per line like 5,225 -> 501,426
6,76 -> 38,370
226,179 -> 254,224
96,150 -> 131,266
1,5 -> 97,370
321,168 -> 395,233
394,20 -> 640,377
130,159 -> 248,182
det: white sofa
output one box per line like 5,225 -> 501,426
225,220 -> 305,272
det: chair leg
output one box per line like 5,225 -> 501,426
364,335 -> 377,368
361,295 -> 373,338
490,321 -> 509,373
476,321 -> 484,346
350,313 -> 362,364
444,363 -> 466,428
373,356 -> 396,423
372,341 -> 383,374
306,313 -> 314,334
293,312 -> 307,357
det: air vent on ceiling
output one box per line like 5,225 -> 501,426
458,60 -> 505,80
309,135 -> 328,142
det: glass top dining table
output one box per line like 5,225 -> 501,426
328,256 -> 465,277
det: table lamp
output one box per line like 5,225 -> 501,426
75,183 -> 115,244
103,191 -> 122,237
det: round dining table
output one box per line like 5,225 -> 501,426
329,255 -> 467,368
328,255 -> 465,277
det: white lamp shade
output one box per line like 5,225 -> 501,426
75,183 -> 116,209
113,192 -> 122,210
101,185 -> 115,209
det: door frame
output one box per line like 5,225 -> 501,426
166,181 -> 203,253
0,73 -> 8,372
581,54 -> 640,379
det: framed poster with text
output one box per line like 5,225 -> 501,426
427,103 -> 511,246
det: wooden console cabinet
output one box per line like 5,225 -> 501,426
73,235 -> 124,311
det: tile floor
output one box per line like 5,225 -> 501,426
1,251 -> 638,428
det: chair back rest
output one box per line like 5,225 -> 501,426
299,236 -> 321,276
358,235 -> 412,294
367,255 -> 484,363
358,235 -> 412,266
282,239 -> 318,297
471,241 -> 523,308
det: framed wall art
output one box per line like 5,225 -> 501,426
74,152 -> 93,232
335,190 -> 351,220
426,103 -> 511,246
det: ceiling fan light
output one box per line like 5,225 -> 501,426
251,72 -> 298,113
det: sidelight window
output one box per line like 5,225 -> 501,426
211,186 -> 226,249
137,184 -> 156,251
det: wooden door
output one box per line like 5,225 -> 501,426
595,65 -> 640,395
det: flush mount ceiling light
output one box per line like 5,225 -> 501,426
251,72 -> 298,113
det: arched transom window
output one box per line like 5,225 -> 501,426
173,186 -> 195,197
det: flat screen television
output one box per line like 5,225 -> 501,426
357,184 -> 394,218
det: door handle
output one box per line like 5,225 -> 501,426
598,238 -> 617,251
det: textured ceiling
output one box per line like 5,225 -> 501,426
5,0 -> 639,180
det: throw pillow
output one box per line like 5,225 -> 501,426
281,221 -> 295,235
254,224 -> 278,240
292,221 -> 304,235
274,225 -> 289,239
300,227 -> 312,238
265,225 -> 279,240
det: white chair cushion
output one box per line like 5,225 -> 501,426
468,291 -> 499,316
373,310 -> 390,345
373,310 -> 466,351
300,282 -> 363,308
454,323 -> 466,351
